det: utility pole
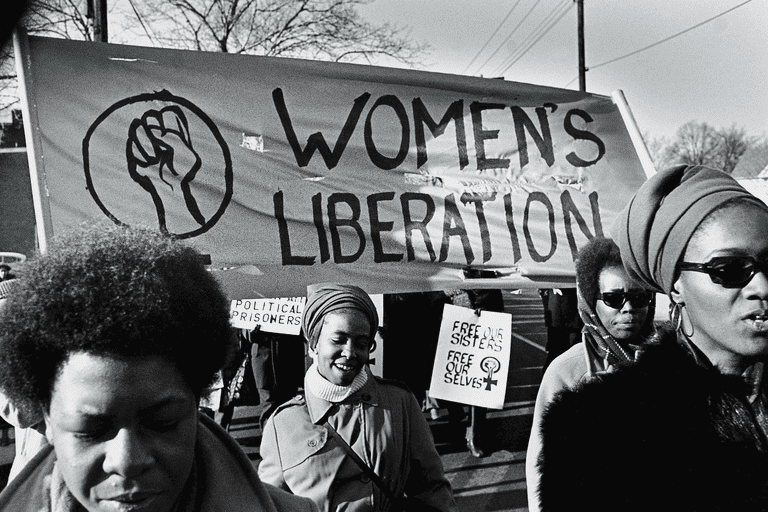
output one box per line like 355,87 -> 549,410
577,0 -> 585,91
89,0 -> 108,42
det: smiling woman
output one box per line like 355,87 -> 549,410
0,224 -> 317,512
258,283 -> 458,512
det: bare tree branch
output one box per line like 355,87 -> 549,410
126,0 -> 427,64
660,121 -> 756,175
719,124 -> 752,174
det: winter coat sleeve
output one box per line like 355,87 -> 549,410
525,341 -> 590,512
401,390 -> 458,512
258,412 -> 290,492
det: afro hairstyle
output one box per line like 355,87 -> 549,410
575,236 -> 625,311
0,223 -> 233,411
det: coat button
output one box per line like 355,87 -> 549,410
308,439 -> 318,447
360,474 -> 371,483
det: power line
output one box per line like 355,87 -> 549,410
490,0 -> 569,76
127,0 -> 157,45
500,2 -> 573,77
491,0 -> 572,77
563,75 -> 578,88
473,0 -> 545,76
569,0 -> 754,86
461,0 -> 524,75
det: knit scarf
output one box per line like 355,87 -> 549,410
305,361 -> 369,403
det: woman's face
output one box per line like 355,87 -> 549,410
672,204 -> 768,373
314,308 -> 372,386
595,265 -> 650,340
44,352 -> 198,512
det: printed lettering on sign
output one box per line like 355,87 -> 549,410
229,297 -> 306,334
428,304 -> 512,409
18,35 -> 648,297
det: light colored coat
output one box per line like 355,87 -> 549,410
525,340 -> 593,512
0,390 -> 48,483
259,374 -> 457,512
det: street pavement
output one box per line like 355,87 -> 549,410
0,288 -> 548,511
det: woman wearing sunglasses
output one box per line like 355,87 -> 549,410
536,165 -> 768,512
525,236 -> 655,512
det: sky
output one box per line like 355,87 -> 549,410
357,0 -> 768,141
4,0 -> 765,140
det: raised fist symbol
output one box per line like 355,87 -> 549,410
84,91 -> 232,239
127,105 -> 205,233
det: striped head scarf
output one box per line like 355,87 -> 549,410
301,283 -> 378,350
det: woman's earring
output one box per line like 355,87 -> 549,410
669,301 -> 683,331
669,301 -> 694,337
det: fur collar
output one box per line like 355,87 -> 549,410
537,326 -> 768,512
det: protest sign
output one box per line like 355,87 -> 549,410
16,34 -> 649,298
229,297 -> 305,334
428,303 -> 512,409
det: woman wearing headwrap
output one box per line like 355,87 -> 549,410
525,236 -> 655,512
536,165 -> 768,511
259,283 -> 457,512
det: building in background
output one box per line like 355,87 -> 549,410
0,110 -> 36,266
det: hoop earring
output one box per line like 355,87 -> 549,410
669,301 -> 694,338
669,301 -> 682,331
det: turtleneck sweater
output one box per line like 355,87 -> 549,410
305,362 -> 369,403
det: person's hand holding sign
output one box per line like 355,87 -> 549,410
127,105 -> 206,232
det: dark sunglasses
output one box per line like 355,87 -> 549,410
598,291 -> 653,309
678,256 -> 768,288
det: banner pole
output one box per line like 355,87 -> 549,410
611,90 -> 656,179
13,28 -> 52,253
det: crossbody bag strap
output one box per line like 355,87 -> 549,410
323,420 -> 400,504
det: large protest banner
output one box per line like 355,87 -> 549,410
16,33 -> 649,298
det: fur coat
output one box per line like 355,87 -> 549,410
536,328 -> 768,512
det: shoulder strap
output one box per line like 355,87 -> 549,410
372,375 -> 413,394
323,420 -> 399,503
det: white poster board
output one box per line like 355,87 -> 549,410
229,297 -> 306,334
428,303 -> 512,409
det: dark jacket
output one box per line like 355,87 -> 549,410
537,328 -> 768,512
0,414 -> 318,512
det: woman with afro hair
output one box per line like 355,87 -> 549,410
525,236 -> 656,512
0,223 -> 316,512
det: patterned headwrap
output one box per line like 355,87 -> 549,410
577,286 -> 655,371
301,283 -> 378,349
611,165 -> 765,295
